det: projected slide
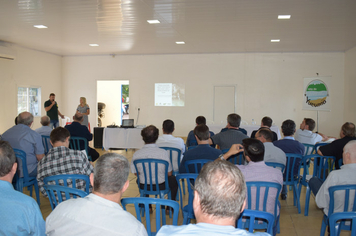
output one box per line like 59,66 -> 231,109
155,83 -> 185,106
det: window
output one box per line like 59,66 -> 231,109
17,87 -> 41,116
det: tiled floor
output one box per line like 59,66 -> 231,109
24,148 -> 351,236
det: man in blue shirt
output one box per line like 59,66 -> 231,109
273,119 -> 304,200
2,112 -> 45,177
0,140 -> 45,236
186,116 -> 215,148
180,124 -> 222,173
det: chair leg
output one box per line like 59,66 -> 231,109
320,216 -> 327,236
304,186 -> 311,216
294,183 -> 301,214
34,183 -> 41,206
181,179 -> 186,195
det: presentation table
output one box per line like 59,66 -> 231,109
103,127 -> 144,150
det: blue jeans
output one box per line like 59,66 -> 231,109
308,177 -> 323,196
49,120 -> 59,129
29,166 -> 37,177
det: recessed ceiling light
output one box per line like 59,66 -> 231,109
278,15 -> 291,19
176,41 -> 185,44
89,44 -> 99,46
34,25 -> 48,29
271,39 -> 280,42
147,20 -> 160,24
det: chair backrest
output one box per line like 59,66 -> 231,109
69,136 -> 88,154
302,143 -> 315,156
329,212 -> 356,236
13,149 -> 30,180
184,159 -> 212,173
121,197 -> 179,236
176,173 -> 198,212
159,147 -> 181,174
187,139 -> 198,147
300,155 -> 335,181
43,174 -> 90,193
44,184 -> 88,209
338,158 -> 343,169
245,181 -> 282,217
133,159 -> 170,196
41,135 -> 52,155
313,142 -> 328,154
237,209 -> 275,235
187,145 -> 197,150
265,162 -> 285,173
285,153 -> 303,182
221,149 -> 245,165
328,184 -> 356,217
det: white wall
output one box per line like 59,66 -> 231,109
344,46 -> 356,123
0,45 -> 62,133
62,52 -> 345,137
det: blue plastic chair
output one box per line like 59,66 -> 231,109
298,154 -> 335,216
69,136 -> 92,161
265,162 -> 286,173
244,181 -> 282,236
121,197 -> 179,236
313,142 -> 328,154
41,135 -> 52,155
237,209 -> 275,235
187,146 -> 197,150
13,149 -> 40,205
302,143 -> 315,156
221,149 -> 245,165
329,212 -> 356,236
184,159 -> 212,173
44,184 -> 88,209
338,158 -> 343,169
187,139 -> 198,147
320,184 -> 356,236
284,153 -> 303,214
176,173 -> 198,224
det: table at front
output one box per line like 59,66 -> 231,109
103,127 -> 144,150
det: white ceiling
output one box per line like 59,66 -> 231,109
0,0 -> 355,56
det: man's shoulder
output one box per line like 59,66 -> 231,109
44,100 -> 51,105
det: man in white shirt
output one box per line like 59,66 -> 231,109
309,140 -> 356,215
35,116 -> 53,136
295,118 -> 328,145
46,153 -> 148,236
156,119 -> 186,171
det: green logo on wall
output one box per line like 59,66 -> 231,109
304,79 -> 329,107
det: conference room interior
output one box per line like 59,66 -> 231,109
1,0 -> 356,235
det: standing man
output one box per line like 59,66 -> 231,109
295,118 -> 328,145
44,93 -> 64,129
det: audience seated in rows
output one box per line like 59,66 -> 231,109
209,113 -> 249,150
64,113 -> 99,162
37,127 -> 94,197
0,140 -> 45,235
294,118 -> 328,145
179,124 -> 222,173
35,116 -> 53,137
2,112 -> 45,177
250,116 -> 278,142
157,160 -> 269,236
186,116 -> 215,148
255,129 -> 286,166
318,122 -> 356,169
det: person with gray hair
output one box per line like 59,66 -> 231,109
2,111 -> 45,177
157,160 -> 270,236
46,153 -> 148,236
35,115 -> 53,136
0,140 -> 45,235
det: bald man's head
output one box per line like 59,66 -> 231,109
343,140 -> 356,164
17,112 -> 33,126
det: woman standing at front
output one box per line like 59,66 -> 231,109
77,97 -> 90,129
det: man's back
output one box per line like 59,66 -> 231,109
35,126 -> 53,136
65,122 -> 92,141
263,142 -> 286,165
294,129 -> 322,145
211,129 -> 249,150
46,193 -> 147,236
156,134 -> 185,171
273,138 -> 304,155
0,180 -> 45,236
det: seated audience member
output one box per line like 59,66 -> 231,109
0,141 -> 45,235
37,127 -> 94,196
157,160 -> 269,236
186,116 -> 215,148
250,116 -> 278,141
131,125 -> 178,203
219,115 -> 248,135
318,122 -> 356,169
2,112 -> 45,177
35,115 -> 53,136
46,153 -> 147,236
255,129 -> 286,165
295,118 -> 328,145
65,113 -> 99,162
156,119 -> 186,171
309,140 -> 356,216
273,119 -> 304,200
209,113 -> 249,150
179,124 -> 222,173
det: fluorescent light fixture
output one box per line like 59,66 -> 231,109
271,39 -> 280,42
278,15 -> 291,19
147,20 -> 160,24
89,44 -> 99,46
176,41 -> 185,44
34,25 -> 48,29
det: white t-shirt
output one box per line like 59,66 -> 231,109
295,129 -> 322,145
